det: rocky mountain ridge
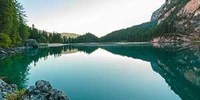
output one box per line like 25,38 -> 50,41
151,0 -> 200,42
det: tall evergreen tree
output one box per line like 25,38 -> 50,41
0,0 -> 14,34
14,0 -> 29,42
10,0 -> 21,45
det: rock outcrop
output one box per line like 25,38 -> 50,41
0,39 -> 39,59
0,80 -> 69,100
151,0 -> 200,42
0,80 -> 17,100
25,39 -> 39,48
22,80 -> 69,100
0,47 -> 25,59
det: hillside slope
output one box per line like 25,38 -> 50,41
152,0 -> 200,42
101,0 -> 200,43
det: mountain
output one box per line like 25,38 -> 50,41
152,0 -> 200,33
76,33 -> 99,43
70,33 -> 99,43
100,21 -> 156,42
101,0 -> 200,43
152,0 -> 200,42
60,33 -> 79,39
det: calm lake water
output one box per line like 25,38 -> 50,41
0,43 -> 200,100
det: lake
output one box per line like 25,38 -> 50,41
0,43 -> 200,100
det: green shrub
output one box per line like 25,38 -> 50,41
6,89 -> 27,100
0,33 -> 11,47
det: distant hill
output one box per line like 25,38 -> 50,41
69,33 -> 99,43
60,33 -> 79,38
100,21 -> 157,42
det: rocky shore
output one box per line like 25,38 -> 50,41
0,47 -> 26,59
0,79 -> 69,100
0,39 -> 40,59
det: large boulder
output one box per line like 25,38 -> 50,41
25,39 -> 39,48
0,80 -> 69,100
22,80 -> 69,100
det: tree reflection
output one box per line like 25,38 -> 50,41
0,44 -> 200,100
102,43 -> 200,100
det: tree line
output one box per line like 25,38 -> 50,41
0,0 -> 181,47
29,24 -> 63,43
0,0 -> 29,47
0,0 -> 64,47
64,33 -> 99,43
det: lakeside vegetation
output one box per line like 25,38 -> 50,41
0,0 -> 64,47
0,0 -> 195,47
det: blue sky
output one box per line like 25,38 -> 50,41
19,0 -> 165,36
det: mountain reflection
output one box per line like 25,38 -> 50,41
102,44 -> 200,100
0,44 -> 200,100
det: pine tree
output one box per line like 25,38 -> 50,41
0,0 -> 14,34
10,0 -> 21,45
14,0 -> 29,42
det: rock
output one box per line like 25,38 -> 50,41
27,86 -> 36,93
152,0 -> 200,33
0,79 -> 16,99
151,0 -> 200,41
0,92 -> 3,99
49,89 -> 69,100
0,79 -> 69,100
35,80 -> 52,92
22,80 -> 69,100
25,39 -> 39,48
0,47 -> 26,59
0,50 -> 7,55
151,33 -> 200,43
10,84 -> 18,90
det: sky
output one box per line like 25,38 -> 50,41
19,0 -> 165,37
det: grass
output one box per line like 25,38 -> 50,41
6,89 -> 27,100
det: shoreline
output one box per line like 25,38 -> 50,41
1,42 -> 200,59
0,79 -> 69,100
45,41 -> 200,46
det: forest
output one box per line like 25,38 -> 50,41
0,0 -> 178,47
0,0 -> 63,47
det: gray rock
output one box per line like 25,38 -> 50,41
0,80 -> 69,100
28,86 -> 36,93
49,89 -> 69,100
10,84 -> 18,90
31,94 -> 46,100
35,80 -> 52,92
25,39 -> 39,48
0,79 -> 16,99
22,80 -> 69,100
0,47 -> 26,59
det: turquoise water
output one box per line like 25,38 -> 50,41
0,44 -> 200,100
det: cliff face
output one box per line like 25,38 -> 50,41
151,0 -> 200,42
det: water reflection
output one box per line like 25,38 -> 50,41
102,44 -> 200,100
0,44 -> 200,100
